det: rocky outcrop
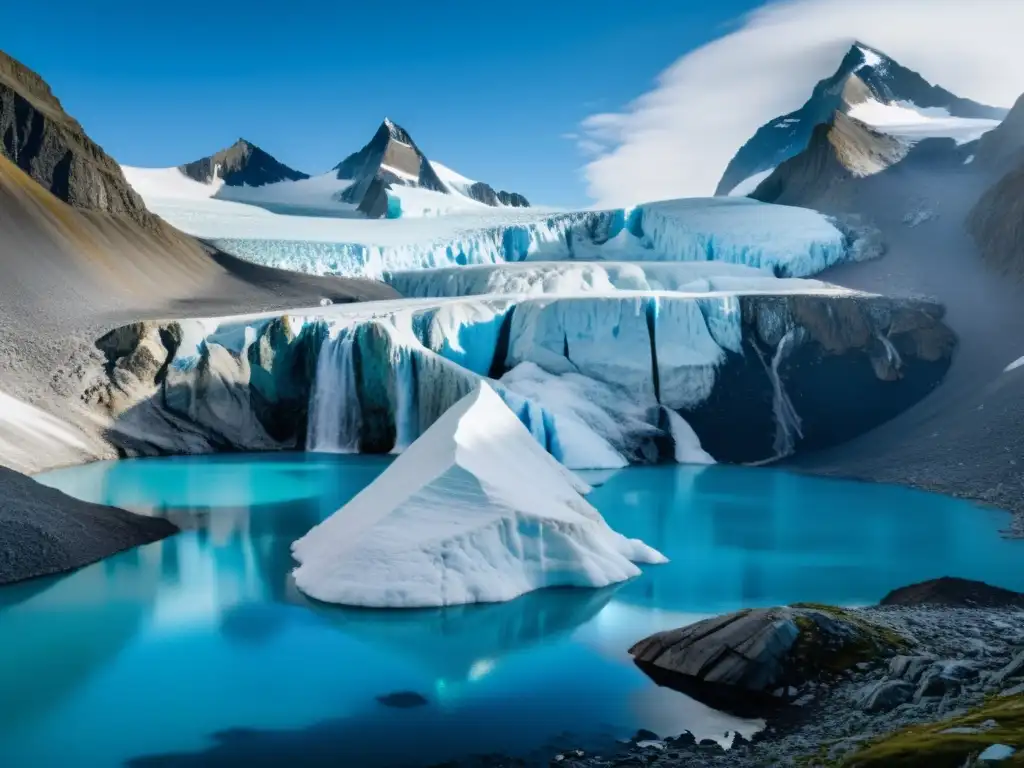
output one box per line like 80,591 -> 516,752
629,605 -> 906,707
881,577 -> 1024,608
179,139 -> 309,187
750,112 -> 911,207
497,189 -> 530,208
0,465 -> 177,585
717,42 -> 1005,196
966,160 -> 1024,279
0,50 -> 159,230
972,93 -> 1024,171
464,181 -> 531,208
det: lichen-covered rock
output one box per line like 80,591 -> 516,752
629,604 -> 907,700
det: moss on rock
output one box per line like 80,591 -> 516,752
842,694 -> 1024,767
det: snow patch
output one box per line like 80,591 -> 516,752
290,382 -> 665,608
846,100 -> 999,145
728,168 -> 775,197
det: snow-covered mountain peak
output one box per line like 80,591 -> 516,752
718,42 -> 1007,196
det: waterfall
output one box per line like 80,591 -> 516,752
753,328 -> 804,460
307,330 -> 362,453
390,349 -> 418,454
876,332 -> 902,368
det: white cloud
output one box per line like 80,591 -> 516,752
580,0 -> 1024,207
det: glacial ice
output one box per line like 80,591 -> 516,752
290,382 -> 666,608
126,175 -> 857,280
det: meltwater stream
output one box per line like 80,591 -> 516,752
2,456 -> 1021,767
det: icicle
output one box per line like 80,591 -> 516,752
307,329 -> 362,453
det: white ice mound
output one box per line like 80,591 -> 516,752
290,382 -> 666,608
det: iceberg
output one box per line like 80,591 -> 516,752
290,382 -> 666,608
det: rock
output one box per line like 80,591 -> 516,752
629,605 -> 905,708
631,730 -> 660,743
888,654 -> 936,683
914,663 -> 977,701
991,651 -> 1024,686
979,744 -> 1016,762
859,680 -> 915,712
879,577 -> 1024,608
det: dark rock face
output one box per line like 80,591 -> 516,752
972,93 -> 1024,170
684,294 -> 956,463
630,605 -> 905,712
880,578 -> 1024,608
179,139 -> 309,188
497,189 -> 530,208
466,180 -> 500,206
0,466 -> 177,585
0,50 -> 158,229
967,159 -> 1024,278
717,42 -> 1005,196
750,112 -> 909,207
464,182 -> 531,208
334,118 -> 529,216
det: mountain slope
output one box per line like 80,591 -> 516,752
179,139 -> 309,188
0,50 -> 158,230
717,43 -> 1006,196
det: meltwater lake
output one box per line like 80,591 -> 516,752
2,455 -> 1021,767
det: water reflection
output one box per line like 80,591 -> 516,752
594,465 -> 1021,612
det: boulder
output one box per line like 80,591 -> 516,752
629,604 -> 906,703
859,680 -> 916,712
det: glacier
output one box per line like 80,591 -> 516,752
209,198 -> 852,279
290,382 -> 666,608
123,175 -> 860,280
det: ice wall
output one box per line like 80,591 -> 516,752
211,198 -> 857,280
96,288 -> 955,470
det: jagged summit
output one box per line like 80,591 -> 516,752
333,117 -> 531,217
716,42 -> 1007,196
178,138 -> 309,188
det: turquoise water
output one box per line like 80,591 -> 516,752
1,456 -> 1021,768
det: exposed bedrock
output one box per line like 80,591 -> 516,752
84,292 -> 955,468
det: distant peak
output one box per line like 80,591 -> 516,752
377,117 -> 412,144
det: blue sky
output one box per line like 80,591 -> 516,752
3,0 -> 762,206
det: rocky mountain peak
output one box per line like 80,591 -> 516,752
178,139 -> 309,188
715,42 -> 1007,196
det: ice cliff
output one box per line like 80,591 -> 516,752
291,382 -> 666,608
204,198 -> 860,280
86,288 -> 956,470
